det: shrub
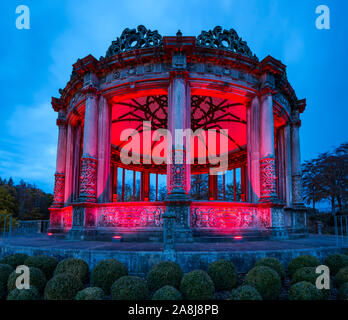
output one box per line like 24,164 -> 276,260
111,276 -> 149,300
180,270 -> 215,300
91,259 -> 128,294
334,266 -> 348,288
44,273 -> 83,300
244,266 -> 281,300
323,254 -> 348,275
288,255 -> 320,276
24,255 -> 59,279
0,281 -> 6,300
0,253 -> 29,268
7,286 -> 40,300
255,257 -> 285,280
147,261 -> 183,292
288,281 -> 322,300
338,282 -> 348,300
0,264 -> 14,284
230,285 -> 262,301
75,287 -> 105,300
152,285 -> 182,300
8,267 -> 46,293
54,258 -> 89,283
291,267 -> 317,285
207,259 -> 238,291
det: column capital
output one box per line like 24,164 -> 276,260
81,84 -> 100,97
169,70 -> 189,81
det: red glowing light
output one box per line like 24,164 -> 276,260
47,232 -> 53,236
234,236 -> 243,240
113,235 -> 122,239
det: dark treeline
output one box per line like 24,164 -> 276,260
0,177 -> 53,220
302,142 -> 348,214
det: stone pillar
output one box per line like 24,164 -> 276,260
72,123 -> 82,202
64,122 -> 74,204
259,93 -> 277,202
52,111 -> 67,208
97,96 -> 111,203
208,174 -> 218,200
291,114 -> 304,206
164,52 -> 193,246
247,96 -> 260,203
284,124 -> 293,207
78,80 -> 99,203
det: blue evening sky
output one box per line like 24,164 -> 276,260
0,0 -> 347,193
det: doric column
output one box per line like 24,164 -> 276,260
259,92 -> 278,202
64,122 -> 74,204
291,110 -> 304,206
284,124 -> 293,207
78,76 -> 99,203
52,111 -> 67,207
167,68 -> 191,195
97,96 -> 111,202
247,96 -> 260,203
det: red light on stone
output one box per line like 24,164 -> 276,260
234,235 -> 243,240
113,235 -> 122,240
47,232 -> 53,236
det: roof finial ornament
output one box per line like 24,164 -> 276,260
176,30 -> 182,37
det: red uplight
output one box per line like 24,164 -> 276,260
234,235 -> 243,240
47,232 -> 53,236
113,235 -> 122,239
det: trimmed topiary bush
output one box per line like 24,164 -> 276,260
0,281 -> 6,300
244,266 -> 281,300
338,282 -> 348,300
44,273 -> 83,300
255,257 -> 285,280
323,254 -> 348,275
207,259 -> 238,291
152,285 -> 182,300
334,266 -> 348,288
0,264 -> 14,284
0,254 -> 29,268
180,270 -> 215,300
7,286 -> 40,300
288,281 -> 321,300
75,287 -> 105,300
147,261 -> 183,292
291,267 -> 317,285
8,267 -> 47,293
24,255 -> 59,279
111,276 -> 149,300
288,255 -> 320,276
230,285 -> 262,301
91,259 -> 128,294
54,258 -> 89,283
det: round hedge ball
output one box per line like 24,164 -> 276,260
255,257 -> 285,280
338,282 -> 348,300
230,285 -> 262,301
324,254 -> 348,275
0,254 -> 29,268
91,259 -> 128,294
0,281 -> 6,300
7,266 -> 47,293
207,259 -> 238,291
291,267 -> 317,285
7,286 -> 40,300
288,255 -> 320,276
147,261 -> 183,292
44,273 -> 83,300
0,264 -> 14,284
152,285 -> 182,300
75,287 -> 105,300
24,255 -> 59,279
244,266 -> 281,300
54,258 -> 89,283
334,266 -> 348,288
111,276 -> 149,300
288,281 -> 322,300
180,270 -> 215,300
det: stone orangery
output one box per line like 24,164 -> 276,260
48,26 -> 307,245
